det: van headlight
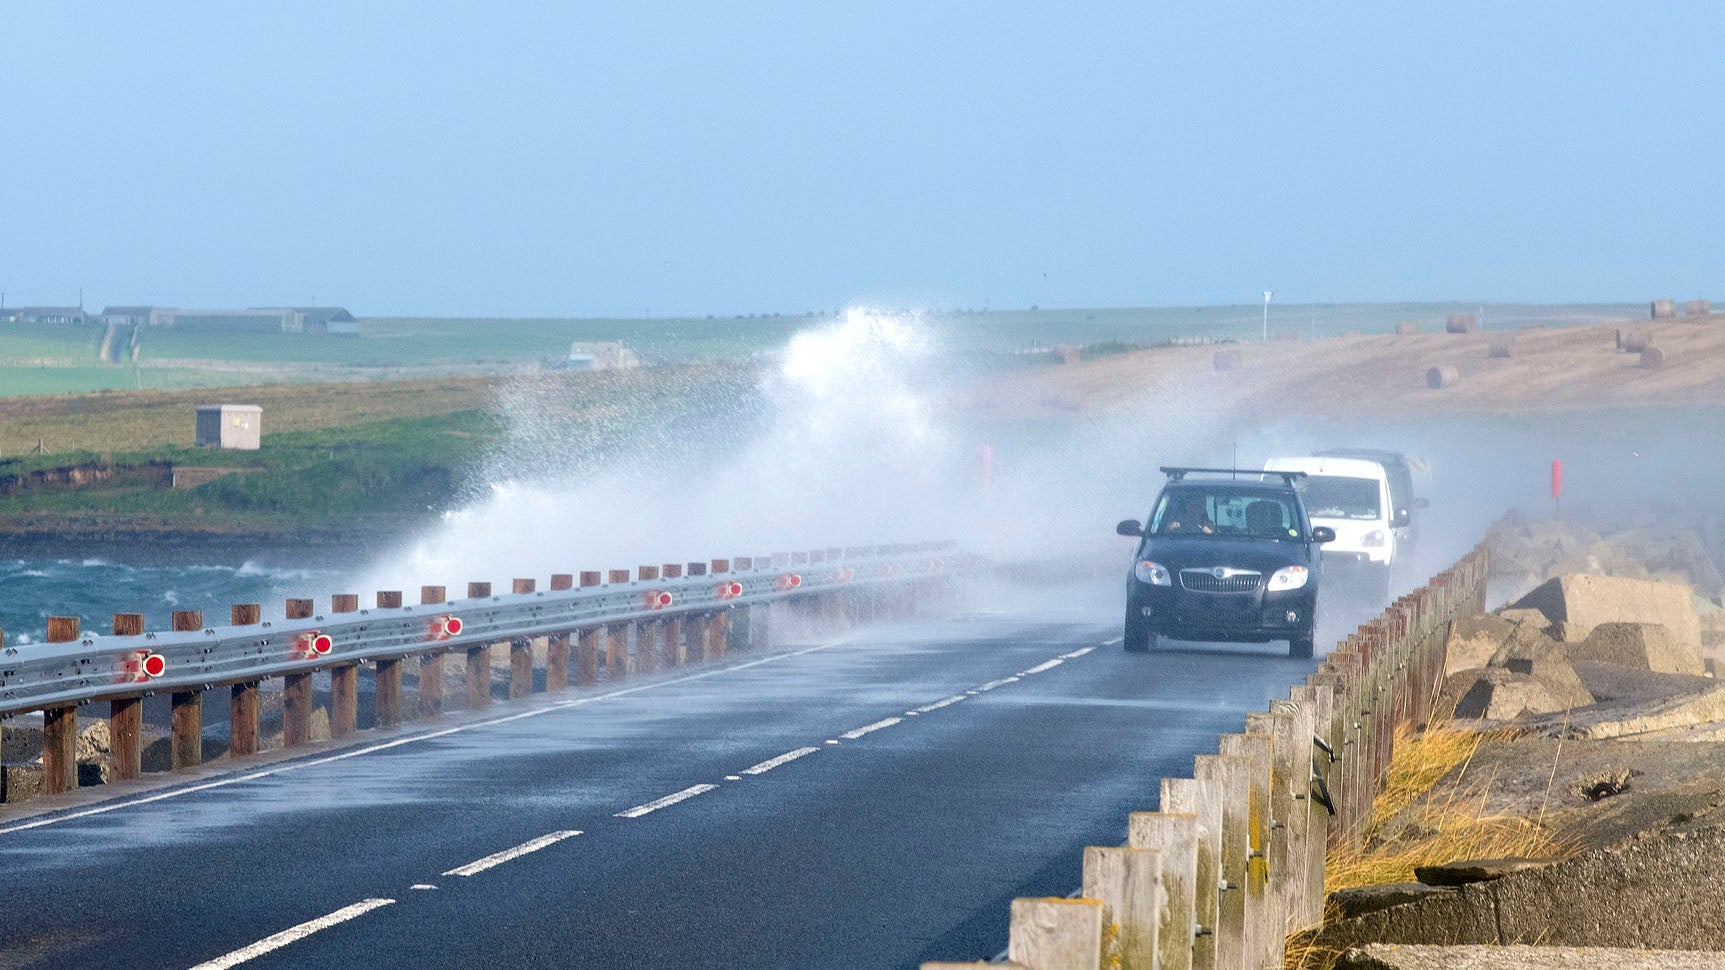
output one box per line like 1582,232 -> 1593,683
1134,560 -> 1172,586
1267,565 -> 1309,591
1363,530 -> 1386,548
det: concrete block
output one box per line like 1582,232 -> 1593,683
1327,883 -> 1454,921
1443,614 -> 1517,677
1513,574 -> 1701,651
1412,857 -> 1555,886
1568,622 -> 1704,676
2,762 -> 44,803
1447,668 -> 1591,721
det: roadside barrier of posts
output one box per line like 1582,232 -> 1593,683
924,538 -> 1490,970
0,542 -> 957,802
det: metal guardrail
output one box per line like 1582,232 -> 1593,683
0,544 -> 954,719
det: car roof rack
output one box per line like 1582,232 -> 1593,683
1160,466 -> 1307,486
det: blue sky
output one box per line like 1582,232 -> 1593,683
2,3 -> 1720,316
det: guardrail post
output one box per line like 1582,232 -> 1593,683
466,582 -> 492,708
1290,684 -> 1332,927
822,548 -> 845,625
633,567 -> 659,674
108,613 -> 145,781
1218,732 -> 1276,970
371,591 -> 403,728
1126,811 -> 1199,970
707,559 -> 730,659
661,564 -> 684,666
577,571 -> 601,683
222,603 -> 262,758
546,574 -> 573,691
1196,753 -> 1251,970
416,587 -> 444,715
1082,845 -> 1163,970
170,610 -> 204,770
686,562 -> 710,660
1247,704 -> 1308,944
509,579 -> 535,698
276,600 -> 313,747
605,570 -> 631,679
42,617 -> 80,795
1162,775 -> 1223,970
1008,897 -> 1108,970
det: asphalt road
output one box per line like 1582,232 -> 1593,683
0,581 -> 1342,970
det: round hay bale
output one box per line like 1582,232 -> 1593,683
1651,299 -> 1677,319
1212,350 -> 1239,371
1621,330 -> 1651,353
1641,346 -> 1665,369
1445,313 -> 1478,334
1487,335 -> 1514,358
1394,320 -> 1420,336
1427,364 -> 1459,389
1685,299 -> 1711,318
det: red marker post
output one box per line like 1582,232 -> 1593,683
1551,459 -> 1563,519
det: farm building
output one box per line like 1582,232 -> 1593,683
147,306 -> 355,334
195,404 -> 263,450
11,306 -> 88,325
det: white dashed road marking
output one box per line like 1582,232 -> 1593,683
839,717 -> 903,740
442,830 -> 583,877
1064,645 -> 1100,658
741,747 -> 821,775
912,695 -> 967,714
1020,658 -> 1063,675
615,784 -> 720,819
975,676 -> 1020,692
188,898 -> 396,970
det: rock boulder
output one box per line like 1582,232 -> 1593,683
1512,574 -> 1701,649
1567,622 -> 1703,676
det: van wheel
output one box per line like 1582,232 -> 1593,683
1124,626 -> 1156,653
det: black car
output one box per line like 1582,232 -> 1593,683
1115,467 -> 1335,658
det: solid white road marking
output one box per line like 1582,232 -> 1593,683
1021,658 -> 1063,675
975,676 -> 1020,692
724,774 -> 742,781
188,898 -> 395,970
840,717 -> 903,740
0,634 -> 866,837
410,885 -> 437,891
825,739 -> 841,744
741,746 -> 820,775
442,830 -> 582,877
913,695 -> 967,714
615,784 -> 719,819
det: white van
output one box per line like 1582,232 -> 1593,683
1263,455 -> 1396,600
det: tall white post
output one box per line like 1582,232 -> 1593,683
1262,290 -> 1272,341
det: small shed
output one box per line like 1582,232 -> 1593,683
195,404 -> 262,450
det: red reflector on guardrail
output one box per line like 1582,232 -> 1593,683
428,615 -> 463,640
645,589 -> 673,609
142,653 -> 166,678
776,573 -> 802,591
311,634 -> 333,655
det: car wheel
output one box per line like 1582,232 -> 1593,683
1124,625 -> 1156,654
1288,627 -> 1315,659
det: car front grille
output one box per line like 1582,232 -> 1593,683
1179,568 -> 1263,593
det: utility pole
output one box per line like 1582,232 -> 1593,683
1262,290 -> 1272,341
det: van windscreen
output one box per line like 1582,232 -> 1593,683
1300,476 -> 1380,520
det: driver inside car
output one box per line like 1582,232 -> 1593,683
1163,495 -> 1215,535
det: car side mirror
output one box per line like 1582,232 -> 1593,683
1415,498 -> 1430,509
1311,526 -> 1336,543
1116,519 -> 1144,537
1392,509 -> 1411,528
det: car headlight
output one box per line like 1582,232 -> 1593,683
1362,530 -> 1386,548
1134,560 -> 1172,586
1267,565 -> 1309,591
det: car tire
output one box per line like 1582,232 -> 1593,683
1124,625 -> 1156,654
1288,626 -> 1315,659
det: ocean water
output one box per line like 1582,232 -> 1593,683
0,550 -> 348,645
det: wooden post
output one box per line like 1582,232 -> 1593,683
636,566 -> 660,675
1292,683 -> 1334,924
1082,845 -> 1163,970
708,560 -> 730,659
371,591 -> 402,728
1008,897 -> 1107,970
269,600 -> 311,748
1197,754 -> 1251,970
604,569 -> 629,679
546,575 -> 572,691
1127,812 -> 1199,970
687,562 -> 709,660
109,613 -> 145,781
465,582 -> 492,708
662,564 -> 684,666
224,603 -> 262,757
1219,733 -> 1276,970
417,587 -> 444,717
1163,774 -> 1224,970
42,617 -> 80,795
170,609 -> 204,770
509,579 -> 535,698
577,571 -> 601,684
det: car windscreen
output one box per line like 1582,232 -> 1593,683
1151,491 -> 1302,540
1299,475 -> 1381,520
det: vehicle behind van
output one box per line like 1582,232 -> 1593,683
1264,455 -> 1396,601
1312,448 -> 1428,551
